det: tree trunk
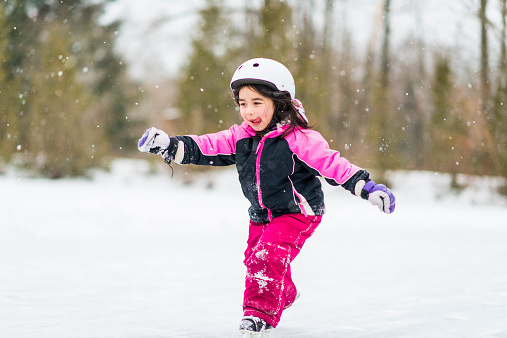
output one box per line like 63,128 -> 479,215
480,0 -> 490,108
381,0 -> 391,87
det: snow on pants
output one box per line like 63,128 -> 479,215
243,213 -> 322,327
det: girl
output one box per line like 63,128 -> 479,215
138,58 -> 395,336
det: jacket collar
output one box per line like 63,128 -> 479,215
240,121 -> 290,139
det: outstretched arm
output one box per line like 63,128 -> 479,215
286,129 -> 395,214
137,127 -> 238,166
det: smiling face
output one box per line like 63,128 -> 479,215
238,86 -> 275,132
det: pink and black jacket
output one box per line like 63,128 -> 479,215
165,122 -> 370,223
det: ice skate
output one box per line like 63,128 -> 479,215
239,316 -> 273,337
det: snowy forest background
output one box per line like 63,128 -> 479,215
2,0 -> 507,191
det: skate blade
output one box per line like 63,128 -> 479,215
240,329 -> 271,337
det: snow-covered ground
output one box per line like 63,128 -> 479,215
1,159 -> 507,337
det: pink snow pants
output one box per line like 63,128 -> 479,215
243,213 -> 322,327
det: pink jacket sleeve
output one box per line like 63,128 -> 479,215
173,124 -> 251,166
285,129 -> 362,185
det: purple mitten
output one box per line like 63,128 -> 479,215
363,180 -> 396,214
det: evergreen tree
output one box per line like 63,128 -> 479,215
491,0 -> 507,189
429,53 -> 467,184
176,0 -> 239,136
0,2 -> 22,165
1,0 -> 135,177
253,0 -> 294,63
367,0 -> 400,178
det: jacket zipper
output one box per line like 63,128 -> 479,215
255,137 -> 272,221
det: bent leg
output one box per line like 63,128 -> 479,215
243,214 -> 322,327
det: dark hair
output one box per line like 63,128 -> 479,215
232,84 -> 313,137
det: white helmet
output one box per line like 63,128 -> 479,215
230,58 -> 296,99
